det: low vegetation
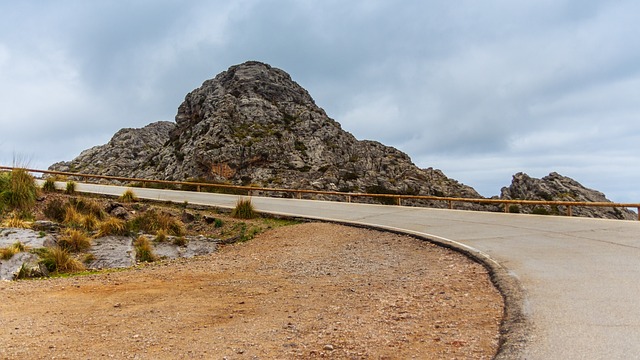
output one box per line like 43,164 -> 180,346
58,229 -> 92,252
38,246 -> 86,273
119,189 -> 138,203
65,181 -> 76,195
1,185 -> 300,280
42,177 -> 57,192
231,198 -> 258,219
134,236 -> 157,262
0,168 -> 38,213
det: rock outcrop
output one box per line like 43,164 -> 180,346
500,172 -> 636,220
50,121 -> 175,179
50,61 -> 480,204
49,61 -> 632,219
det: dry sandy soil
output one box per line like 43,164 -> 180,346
0,222 -> 503,359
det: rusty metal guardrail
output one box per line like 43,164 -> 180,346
2,166 -> 639,220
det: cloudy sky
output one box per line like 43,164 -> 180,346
1,1 -> 639,202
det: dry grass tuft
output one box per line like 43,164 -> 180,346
134,236 -> 157,262
231,198 -> 258,219
39,246 -> 86,273
58,229 -> 92,252
97,217 -> 129,237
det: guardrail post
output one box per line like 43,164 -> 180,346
638,208 -> 640,221
297,192 -> 302,200
346,195 -> 351,203
196,185 -> 201,192
448,200 -> 453,209
396,197 -> 401,206
504,203 -> 509,213
566,206 -> 572,217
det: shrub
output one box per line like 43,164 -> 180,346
0,243 -> 22,260
69,198 -> 106,220
129,210 -> 185,236
97,217 -> 129,237
0,168 -> 37,211
39,246 -> 86,273
231,198 -> 257,219
532,207 -> 550,215
42,177 -> 57,192
509,205 -> 520,213
119,189 -> 138,203
81,213 -> 99,231
58,229 -> 91,252
214,218 -> 223,228
172,236 -> 188,246
44,198 -> 67,222
63,205 -> 84,228
65,181 -> 76,195
155,229 -> 167,242
134,236 -> 157,262
2,213 -> 31,228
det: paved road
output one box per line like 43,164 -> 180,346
67,182 -> 640,359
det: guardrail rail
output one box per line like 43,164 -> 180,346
2,166 -> 639,220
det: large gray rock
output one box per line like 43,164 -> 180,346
500,172 -> 636,220
49,61 -> 480,205
0,228 -> 55,248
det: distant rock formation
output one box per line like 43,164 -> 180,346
500,172 -> 636,220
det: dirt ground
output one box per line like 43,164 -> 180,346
0,222 -> 503,359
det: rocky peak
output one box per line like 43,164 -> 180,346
49,61 -> 480,205
500,172 -> 636,220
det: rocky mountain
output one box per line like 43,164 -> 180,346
500,172 -> 636,220
50,61 -> 480,205
49,61 -> 633,219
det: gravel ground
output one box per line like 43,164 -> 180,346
0,222 -> 503,359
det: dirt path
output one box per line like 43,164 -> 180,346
0,223 -> 503,359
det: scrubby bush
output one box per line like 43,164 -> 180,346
0,168 -> 37,212
119,189 -> 138,203
129,210 -> 185,236
231,198 -> 257,219
65,181 -> 76,195
44,198 -> 67,222
42,177 -> 57,192
0,242 -> 26,260
39,247 -> 85,273
134,236 -> 157,262
58,229 -> 91,252
97,217 -> 129,237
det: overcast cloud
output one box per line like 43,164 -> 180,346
1,0 -> 639,202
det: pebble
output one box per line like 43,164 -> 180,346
323,344 -> 334,351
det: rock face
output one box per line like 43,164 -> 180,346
50,61 -> 480,202
49,61 -> 631,219
500,172 -> 636,220
50,121 -> 175,178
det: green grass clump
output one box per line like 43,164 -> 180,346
134,236 -> 157,262
39,247 -> 86,274
231,198 -> 257,219
57,229 -> 92,252
65,181 -> 76,195
0,168 -> 38,212
119,189 -> 138,203
42,177 -> 57,192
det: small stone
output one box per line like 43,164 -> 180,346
323,344 -> 334,351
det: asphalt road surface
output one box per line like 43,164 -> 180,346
59,182 -> 640,359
